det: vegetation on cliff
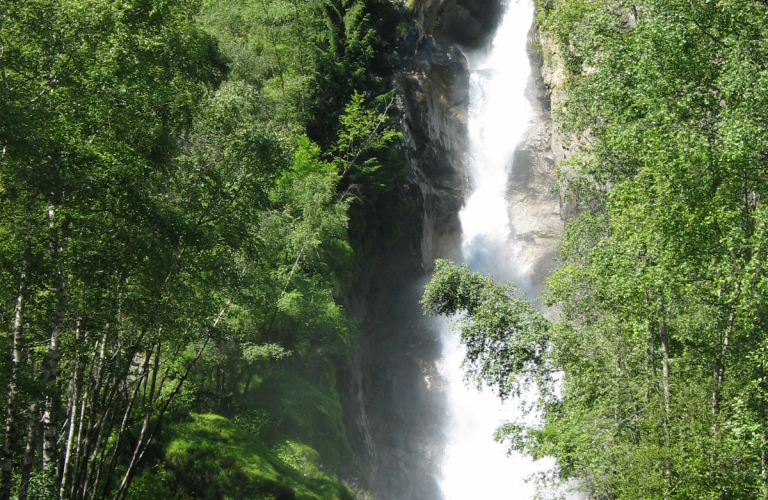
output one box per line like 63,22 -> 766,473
0,0 -> 404,498
425,1 -> 768,498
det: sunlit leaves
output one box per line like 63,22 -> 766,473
531,0 -> 768,497
422,260 -> 550,400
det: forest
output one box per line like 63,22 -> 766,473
424,0 -> 768,498
0,0 -> 404,498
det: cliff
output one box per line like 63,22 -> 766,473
340,3 -> 565,499
340,2 -> 502,498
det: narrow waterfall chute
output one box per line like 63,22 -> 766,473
438,1 -> 553,498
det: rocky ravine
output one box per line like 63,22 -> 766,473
340,3 -> 564,499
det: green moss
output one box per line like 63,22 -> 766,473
141,414 -> 354,500
249,356 -> 356,472
127,465 -> 178,500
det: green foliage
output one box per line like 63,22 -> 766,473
306,0 -> 400,148
0,0 -> 405,497
126,465 -> 179,500
149,414 -> 353,500
335,91 -> 402,193
198,0 -> 320,126
246,356 -> 356,472
198,0 -> 406,290
536,0 -> 768,495
422,260 -> 550,399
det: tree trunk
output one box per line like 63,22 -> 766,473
760,362 -> 767,496
69,361 -> 92,499
0,260 -> 29,500
41,286 -> 65,473
242,369 -> 255,397
659,317 -> 671,440
260,0 -> 286,97
290,0 -> 306,115
42,204 -> 68,480
60,322 -> 83,499
659,316 -> 672,500
215,365 -> 222,411
712,307 -> 735,428
113,333 -> 215,500
102,375 -> 143,499
18,403 -> 39,500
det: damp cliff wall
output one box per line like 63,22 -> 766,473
340,3 -> 497,498
339,3 -> 566,499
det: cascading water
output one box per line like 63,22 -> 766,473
437,1 -> 551,498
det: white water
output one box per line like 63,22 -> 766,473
438,2 -> 552,499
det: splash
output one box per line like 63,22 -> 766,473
459,0 -> 534,258
438,2 -> 551,498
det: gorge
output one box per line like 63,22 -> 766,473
341,0 -> 564,498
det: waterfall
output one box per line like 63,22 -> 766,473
437,1 -> 552,498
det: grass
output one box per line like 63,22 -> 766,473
129,414 -> 354,500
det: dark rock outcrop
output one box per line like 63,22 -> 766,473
416,0 -> 505,50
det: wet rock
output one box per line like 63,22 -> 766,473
400,37 -> 468,267
504,23 -> 565,298
416,0 -> 505,50
339,2 -> 495,500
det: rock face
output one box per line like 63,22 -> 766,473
536,27 -> 570,168
416,0 -> 505,50
339,2 -> 503,499
339,4 -> 565,500
504,24 -> 565,299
